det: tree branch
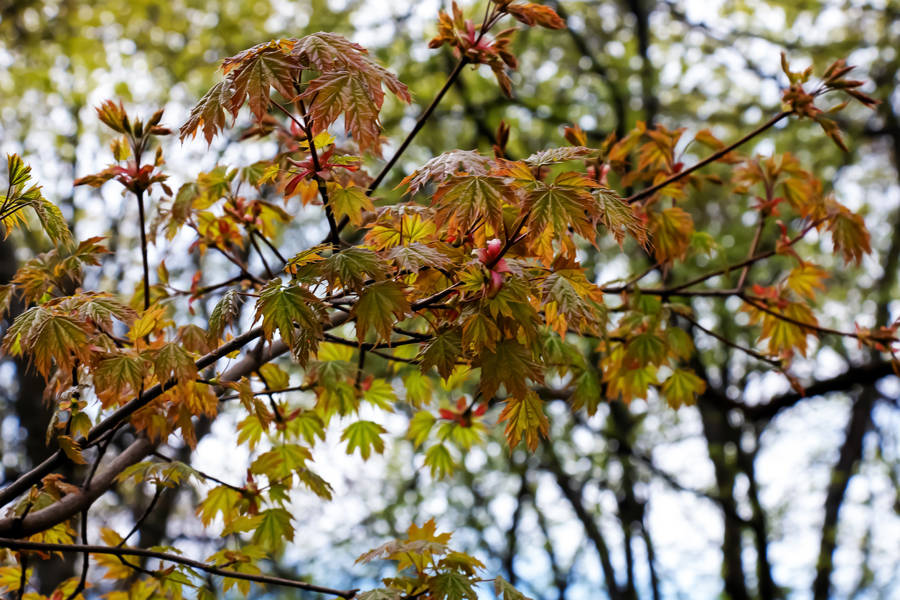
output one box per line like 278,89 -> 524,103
625,110 -> 792,204
0,537 -> 358,598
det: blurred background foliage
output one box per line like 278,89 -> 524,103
1,0 -> 899,598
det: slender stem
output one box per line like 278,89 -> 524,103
296,100 -> 341,246
740,294 -> 865,340
363,58 -> 470,199
625,110 -> 792,204
252,228 -> 287,264
680,312 -> 781,367
118,484 -> 166,548
136,189 -> 151,311
737,216 -> 766,290
248,231 -> 274,278
608,219 -> 820,296
0,538 -> 359,599
151,451 -> 246,493
16,553 -> 27,600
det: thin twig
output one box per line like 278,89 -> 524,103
625,110 -> 792,204
0,538 -> 359,599
679,312 -> 781,367
136,189 -> 151,311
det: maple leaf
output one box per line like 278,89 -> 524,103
428,572 -> 477,600
254,279 -> 324,362
523,146 -> 596,167
342,420 -> 387,460
1,154 -> 72,246
179,80 -> 235,144
478,340 -> 543,400
326,182 -> 374,226
196,485 -> 242,527
318,247 -> 389,291
541,266 -> 604,336
624,332 -> 668,368
408,411 -> 436,448
353,281 -> 410,342
753,299 -> 819,358
432,175 -> 508,236
525,173 -> 597,240
221,40 -> 301,121
357,590 -> 403,600
401,150 -> 491,194
498,390 -> 550,451
425,443 -> 455,478
419,328 -> 463,379
786,263 -> 828,300
252,507 -> 295,552
661,368 -> 707,409
649,206 -> 693,262
293,33 -> 410,155
827,201 -> 871,265
208,289 -> 242,342
2,307 -> 92,377
592,188 -> 647,247
386,243 -> 455,273
569,368 -> 603,416
151,342 -> 198,384
495,575 -> 534,600
93,352 -> 149,407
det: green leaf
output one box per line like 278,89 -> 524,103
197,485 -> 242,527
254,279 -> 323,363
432,175 -> 507,235
252,508 -> 294,552
661,368 -> 706,409
94,353 -> 149,405
419,328 -> 463,379
327,182 -> 374,226
494,575 -> 534,600
403,371 -> 433,407
353,280 -> 410,342
570,368 -> 603,416
364,378 -> 398,410
624,332 -> 668,368
592,188 -> 647,247
152,342 -> 198,383
209,290 -> 242,342
319,247 -> 389,291
342,420 -> 387,460
478,340 -> 542,400
407,411 -> 436,448
286,411 -> 327,445
498,390 -> 549,451
297,467 -> 334,500
525,174 -> 596,240
250,444 -> 312,480
428,571 -> 477,600
401,150 -> 491,194
424,443 -> 455,478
